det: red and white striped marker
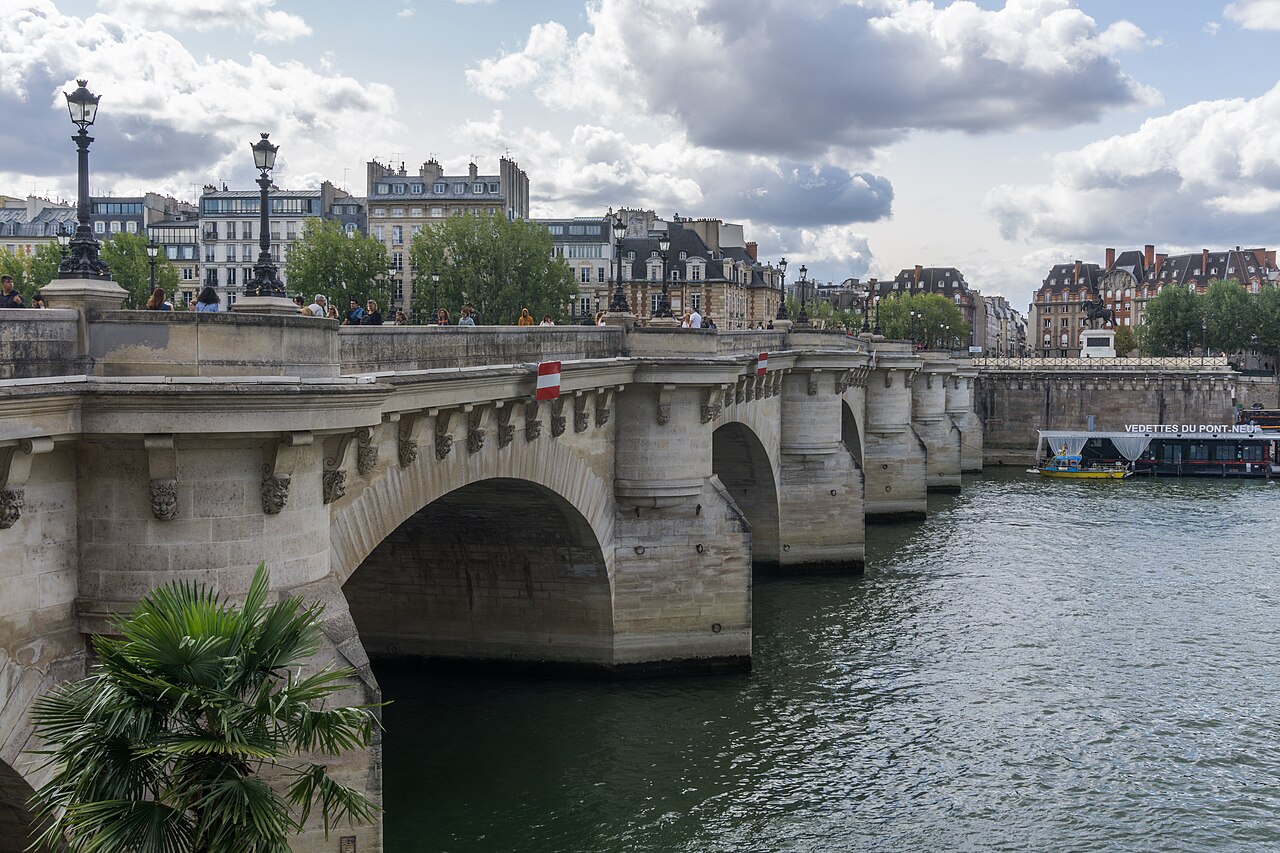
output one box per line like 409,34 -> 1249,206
756,352 -> 768,377
536,361 -> 562,401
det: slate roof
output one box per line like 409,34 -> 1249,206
0,206 -> 77,238
1038,263 -> 1103,296
618,224 -> 734,282
873,266 -> 972,297
1040,246 -> 1278,301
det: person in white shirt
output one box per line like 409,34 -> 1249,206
689,308 -> 703,329
307,294 -> 327,317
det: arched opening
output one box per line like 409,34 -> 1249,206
0,764 -> 37,853
342,478 -> 613,669
712,422 -> 780,570
841,401 -> 863,467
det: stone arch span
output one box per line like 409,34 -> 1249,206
711,421 -> 780,571
343,477 -> 614,668
330,433 -> 614,586
841,400 -> 863,466
0,762 -> 37,853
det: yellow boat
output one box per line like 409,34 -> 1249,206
1035,454 -> 1132,479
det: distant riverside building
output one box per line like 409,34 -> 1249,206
89,193 -> 195,241
149,218 -> 201,304
536,215 -> 616,320
0,195 -> 76,257
871,266 -> 985,348
199,180 -> 356,309
1030,245 -> 1279,357
366,157 -> 530,311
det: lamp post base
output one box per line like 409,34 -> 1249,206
231,295 -> 302,316
648,316 -> 680,328
40,276 -> 128,315
601,311 -> 635,330
771,319 -> 793,332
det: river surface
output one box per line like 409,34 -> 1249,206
380,471 -> 1280,852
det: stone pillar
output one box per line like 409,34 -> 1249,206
948,368 -> 983,472
38,276 -> 128,373
611,381 -> 752,670
863,353 -> 927,519
912,359 -> 961,492
774,368 -> 864,571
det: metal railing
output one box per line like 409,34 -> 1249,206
973,355 -> 1232,371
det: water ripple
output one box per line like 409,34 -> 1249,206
382,471 -> 1280,852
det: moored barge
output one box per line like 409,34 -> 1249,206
1037,426 -> 1280,478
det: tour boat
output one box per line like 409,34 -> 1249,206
1034,454 -> 1132,479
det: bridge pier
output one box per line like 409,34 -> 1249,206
863,352 -> 928,520
913,358 -> 962,492
771,368 -> 866,572
948,368 -> 983,472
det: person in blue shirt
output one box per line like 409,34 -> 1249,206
194,287 -> 220,313
344,298 -> 365,325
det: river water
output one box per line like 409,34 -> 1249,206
380,471 -> 1280,852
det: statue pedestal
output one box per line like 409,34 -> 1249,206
231,295 -> 302,316
601,311 -> 635,331
41,276 -> 128,315
1080,328 -> 1117,358
648,316 -> 681,329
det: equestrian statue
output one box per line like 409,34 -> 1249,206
1081,291 -> 1116,329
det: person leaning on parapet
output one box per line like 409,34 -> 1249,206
517,307 -> 535,326
458,306 -> 476,326
31,294 -> 46,309
344,298 -> 365,325
690,306 -> 703,329
540,314 -> 555,326
364,300 -> 383,326
0,275 -> 24,308
306,294 -> 327,317
194,287 -> 220,313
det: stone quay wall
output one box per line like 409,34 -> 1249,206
976,363 -> 1239,463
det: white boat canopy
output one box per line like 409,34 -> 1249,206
1036,429 -> 1280,462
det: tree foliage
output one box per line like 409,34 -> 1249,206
1112,324 -> 1138,356
0,243 -> 62,302
784,295 -> 863,330
284,218 -> 390,310
873,292 -> 970,347
100,233 -> 180,309
28,563 -> 380,852
409,212 -> 575,324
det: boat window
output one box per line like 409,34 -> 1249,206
1214,444 -> 1237,461
1188,444 -> 1209,461
1242,445 -> 1264,462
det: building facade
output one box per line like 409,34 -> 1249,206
88,193 -> 195,241
871,266 -> 984,347
149,218 -> 201,305
366,158 -> 530,311
0,196 -> 77,257
199,180 -> 354,309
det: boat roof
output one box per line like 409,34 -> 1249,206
1039,429 -> 1280,442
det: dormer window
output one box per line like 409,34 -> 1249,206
453,183 -> 465,194
628,251 -> 636,260
433,182 -> 446,193
473,182 -> 484,193
679,251 -> 687,260
411,183 -> 423,193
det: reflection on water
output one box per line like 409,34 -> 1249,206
382,472 -> 1280,852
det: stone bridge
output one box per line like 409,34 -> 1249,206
0,289 -> 981,851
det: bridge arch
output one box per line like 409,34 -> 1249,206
841,399 -> 864,466
0,762 -> 37,853
711,421 -> 780,570
343,477 -> 613,668
333,437 -> 617,668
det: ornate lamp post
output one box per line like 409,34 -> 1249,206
653,233 -> 673,318
431,271 -> 440,323
775,257 -> 789,321
58,80 -> 110,279
55,224 -> 71,260
909,309 -> 918,347
609,215 -> 630,313
245,133 -> 284,299
861,284 -> 872,333
1201,317 -> 1208,367
873,295 -> 882,337
146,238 -> 159,296
795,264 -> 810,327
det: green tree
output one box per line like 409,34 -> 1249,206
284,218 -> 391,312
99,232 -> 180,308
0,244 -> 62,303
409,212 -> 575,324
1254,285 -> 1280,372
1113,324 -> 1138,356
1138,284 -> 1202,355
1201,278 -> 1254,353
28,563 -> 379,852
874,292 -> 970,347
784,295 -> 863,330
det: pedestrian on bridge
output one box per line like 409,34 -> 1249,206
517,308 -> 535,326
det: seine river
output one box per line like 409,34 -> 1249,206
380,471 -> 1280,852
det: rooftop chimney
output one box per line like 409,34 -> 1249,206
745,241 -> 758,261
1074,260 -> 1081,283
1156,253 -> 1167,275
1202,248 -> 1209,276
1105,247 -> 1115,269
1145,244 -> 1155,267
469,162 -> 478,181
914,264 -> 922,288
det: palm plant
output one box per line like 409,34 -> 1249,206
27,563 -> 379,852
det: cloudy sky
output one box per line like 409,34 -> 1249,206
4,0 -> 1280,310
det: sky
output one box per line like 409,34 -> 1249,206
4,0 -> 1280,311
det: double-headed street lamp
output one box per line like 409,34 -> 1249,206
775,257 -> 789,321
609,215 -> 630,313
431,271 -> 441,322
860,284 -> 872,333
245,133 -> 284,299
146,238 -> 159,295
653,233 -> 673,319
55,224 -> 71,260
58,79 -> 110,279
795,264 -> 811,327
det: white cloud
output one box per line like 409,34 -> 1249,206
0,1 -> 399,199
398,2 -> 416,18
468,0 -> 1157,158
985,81 -> 1280,247
1225,0 -> 1280,30
1203,20 -> 1222,35
98,0 -> 312,42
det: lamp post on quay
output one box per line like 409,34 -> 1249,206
608,215 -> 630,315
146,238 -> 159,297
233,133 -> 295,314
431,271 -> 440,323
649,232 -> 678,326
55,224 -> 71,260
